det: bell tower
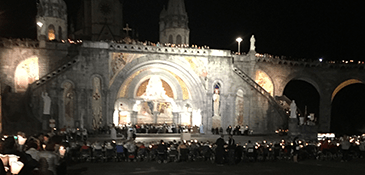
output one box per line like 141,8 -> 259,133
36,0 -> 68,42
159,0 -> 190,45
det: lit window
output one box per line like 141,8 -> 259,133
48,25 -> 55,41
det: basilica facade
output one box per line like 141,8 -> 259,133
5,0 -> 362,135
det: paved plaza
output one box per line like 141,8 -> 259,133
67,157 -> 365,175
69,133 -> 365,175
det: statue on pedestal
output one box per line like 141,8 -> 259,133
42,92 -> 51,115
212,88 -> 220,116
250,35 -> 256,52
290,100 -> 297,118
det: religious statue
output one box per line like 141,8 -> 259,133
250,35 -> 256,51
200,124 -> 204,134
41,92 -> 51,115
290,100 -> 297,118
212,88 -> 220,116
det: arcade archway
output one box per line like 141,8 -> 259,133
331,82 -> 365,135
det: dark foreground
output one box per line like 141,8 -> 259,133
68,158 -> 365,175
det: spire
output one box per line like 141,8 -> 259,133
166,0 -> 187,16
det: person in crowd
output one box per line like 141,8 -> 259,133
292,137 -> 299,163
25,141 -> 40,161
219,127 -> 223,135
340,135 -> 351,162
110,124 -> 117,140
32,157 -> 54,175
226,125 -> 232,135
227,135 -> 236,165
215,134 -> 225,165
359,138 -> 365,158
244,125 -> 250,135
38,143 -> 59,175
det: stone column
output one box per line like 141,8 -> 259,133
153,112 -> 160,123
220,94 -> 228,128
131,111 -> 138,125
206,93 -> 213,134
318,91 -> 331,132
172,112 -> 179,124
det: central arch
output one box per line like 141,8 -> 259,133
109,58 -> 206,127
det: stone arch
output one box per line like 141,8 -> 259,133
332,79 -> 363,101
109,58 -> 206,127
14,56 -> 39,92
278,71 -> 322,97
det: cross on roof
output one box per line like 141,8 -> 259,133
123,24 -> 132,36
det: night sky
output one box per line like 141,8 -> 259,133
1,0 -> 364,61
1,0 -> 365,134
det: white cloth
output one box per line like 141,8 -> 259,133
110,127 -> 117,140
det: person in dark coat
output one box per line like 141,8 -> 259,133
215,135 -> 225,164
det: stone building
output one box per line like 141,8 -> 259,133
1,0 -> 364,135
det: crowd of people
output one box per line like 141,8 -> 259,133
1,127 -> 365,175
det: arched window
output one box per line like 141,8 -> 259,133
58,26 -> 63,40
15,56 -> 39,92
168,35 -> 173,43
176,35 -> 182,44
48,25 -> 55,41
212,83 -> 221,117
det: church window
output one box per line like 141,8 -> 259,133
48,25 -> 56,41
176,35 -> 182,44
168,35 -> 173,43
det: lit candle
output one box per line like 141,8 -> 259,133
10,161 -> 24,174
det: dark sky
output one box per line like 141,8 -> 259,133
1,0 -> 364,61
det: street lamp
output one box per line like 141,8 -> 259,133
236,37 -> 243,54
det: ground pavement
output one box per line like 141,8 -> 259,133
67,157 -> 365,175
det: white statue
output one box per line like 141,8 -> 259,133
250,35 -> 256,51
290,100 -> 297,118
200,124 -> 204,134
41,92 -> 51,115
212,89 -> 220,116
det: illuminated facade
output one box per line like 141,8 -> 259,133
1,0 -> 365,134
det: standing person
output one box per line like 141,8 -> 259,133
226,125 -> 232,135
38,143 -> 60,175
292,137 -> 299,163
110,124 -> 117,140
127,127 -> 135,140
340,135 -> 351,162
228,135 -> 236,165
215,135 -> 225,165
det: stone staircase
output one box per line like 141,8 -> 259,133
232,66 -> 287,118
30,58 -> 79,89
